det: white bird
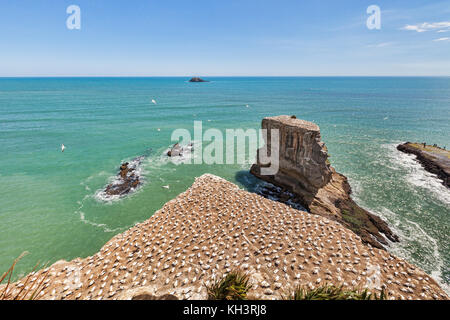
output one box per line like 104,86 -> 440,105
61,144 -> 66,152
245,104 -> 249,108
162,185 -> 170,189
157,128 -> 161,131
151,99 -> 157,105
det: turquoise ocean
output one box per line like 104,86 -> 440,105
0,77 -> 449,293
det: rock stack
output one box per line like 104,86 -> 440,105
251,115 -> 398,249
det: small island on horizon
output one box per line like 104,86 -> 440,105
189,77 -> 208,83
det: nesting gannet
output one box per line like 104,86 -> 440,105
61,144 -> 65,152
151,99 -> 157,105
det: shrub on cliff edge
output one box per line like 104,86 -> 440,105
288,284 -> 387,300
206,270 -> 252,300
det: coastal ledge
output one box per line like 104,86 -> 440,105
397,142 -> 450,188
250,115 -> 399,249
1,174 -> 447,300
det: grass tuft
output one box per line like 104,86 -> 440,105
206,270 -> 252,300
0,252 -> 49,300
287,284 -> 387,300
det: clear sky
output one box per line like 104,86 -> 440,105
0,0 -> 449,76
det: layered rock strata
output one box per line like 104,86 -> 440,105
250,115 -> 398,249
1,174 -> 446,300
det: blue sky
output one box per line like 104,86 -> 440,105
0,0 -> 449,76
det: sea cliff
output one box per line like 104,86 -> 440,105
250,115 -> 398,249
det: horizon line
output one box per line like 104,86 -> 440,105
1,75 -> 449,78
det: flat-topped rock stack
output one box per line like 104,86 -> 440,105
251,115 -> 332,201
251,115 -> 399,249
2,174 -> 447,300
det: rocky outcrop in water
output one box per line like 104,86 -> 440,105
250,115 -> 399,249
397,142 -> 450,188
104,156 -> 144,196
189,77 -> 208,82
167,143 -> 183,157
167,142 -> 193,158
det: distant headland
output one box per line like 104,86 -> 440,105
397,142 -> 449,188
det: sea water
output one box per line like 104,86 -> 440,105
0,77 -> 449,293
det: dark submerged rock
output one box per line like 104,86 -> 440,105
104,157 -> 144,196
167,143 -> 183,157
167,142 -> 193,158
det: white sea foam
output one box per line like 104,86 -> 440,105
348,146 -> 449,294
161,142 -> 195,165
81,170 -> 110,184
384,143 -> 450,206
346,176 -> 363,196
379,207 -> 449,295
75,194 -> 125,233
78,210 -> 124,233
74,155 -> 152,232
94,156 -> 147,203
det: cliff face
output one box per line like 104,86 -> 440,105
253,116 -> 332,201
1,174 -> 446,300
251,115 -> 398,249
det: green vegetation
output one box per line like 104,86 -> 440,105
288,284 -> 387,300
341,208 -> 363,228
206,271 -> 387,301
206,270 -> 252,300
341,201 -> 368,232
340,200 -> 379,238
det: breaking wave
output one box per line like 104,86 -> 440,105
383,143 -> 450,207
